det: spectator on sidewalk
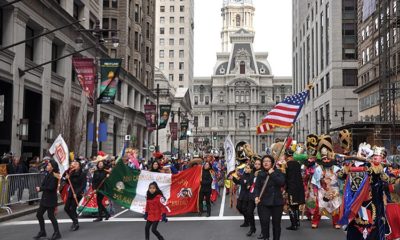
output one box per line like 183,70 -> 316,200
7,155 -> 28,202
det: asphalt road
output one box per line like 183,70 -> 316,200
0,190 -> 345,240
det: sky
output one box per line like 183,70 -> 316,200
194,0 -> 292,77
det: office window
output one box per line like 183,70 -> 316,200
169,38 -> 174,45
169,62 -> 174,70
179,62 -> 184,70
169,74 -> 174,81
160,17 -> 165,23
194,116 -> 198,127
160,28 -> 165,34
326,73 -> 330,89
261,95 -> 266,104
180,5 -> 184,12
236,14 -> 241,27
205,96 -> 209,105
170,6 -> 174,12
179,74 -> 184,81
135,4 -> 140,22
180,17 -> 184,23
111,0 -> 117,8
159,50 -> 164,58
111,19 -> 117,37
194,96 -> 198,105
160,38 -> 165,45
25,26 -> 34,61
159,62 -> 164,70
219,119 -> 223,127
134,31 -> 139,50
103,0 -> 109,8
51,43 -> 59,73
170,17 -> 174,23
146,47 -> 149,63
169,27 -> 174,34
205,116 -> 209,127
73,2 -> 80,20
321,77 -> 324,93
128,27 -> 132,45
160,6 -> 165,12
179,50 -> 184,58
343,69 -> 358,86
169,50 -> 174,58
179,27 -> 184,34
179,38 -> 184,45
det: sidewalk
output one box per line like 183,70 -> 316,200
0,202 -> 41,222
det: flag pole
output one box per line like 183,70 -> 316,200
66,176 -> 80,206
77,177 -> 108,216
257,126 -> 293,204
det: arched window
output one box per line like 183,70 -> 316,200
240,61 -> 245,74
239,112 -> 246,127
236,14 -> 241,27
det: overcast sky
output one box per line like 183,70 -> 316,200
194,0 -> 292,77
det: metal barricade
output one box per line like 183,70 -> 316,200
3,173 -> 45,214
0,175 -> 11,214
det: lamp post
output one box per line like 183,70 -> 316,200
334,107 -> 353,125
17,119 -> 29,141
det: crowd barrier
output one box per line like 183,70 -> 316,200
0,173 -> 44,214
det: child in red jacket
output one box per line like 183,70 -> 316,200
144,182 -> 168,240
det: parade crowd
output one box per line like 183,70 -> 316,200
1,129 -> 400,240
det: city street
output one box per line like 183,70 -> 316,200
0,190 -> 344,240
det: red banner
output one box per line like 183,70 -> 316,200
168,165 -> 202,216
170,122 -> 178,140
72,57 -> 95,105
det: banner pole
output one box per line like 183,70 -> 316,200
77,177 -> 107,216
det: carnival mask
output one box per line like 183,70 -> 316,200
339,129 -> 352,153
307,134 -> 319,158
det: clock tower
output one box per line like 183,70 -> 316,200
221,0 -> 255,52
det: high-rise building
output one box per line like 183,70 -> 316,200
292,0 -> 359,141
353,0 -> 400,152
155,0 -> 194,89
221,0 -> 255,52
192,0 -> 292,154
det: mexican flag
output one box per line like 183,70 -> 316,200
100,160 -> 202,216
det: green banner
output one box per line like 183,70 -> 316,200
100,159 -> 140,209
158,105 -> 172,129
98,59 -> 122,104
180,120 -> 189,140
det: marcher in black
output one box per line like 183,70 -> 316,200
284,149 -> 305,231
34,159 -> 61,240
199,162 -> 213,217
255,155 -> 286,240
247,159 -> 262,237
92,161 -> 110,222
63,161 -> 86,231
231,164 -> 253,228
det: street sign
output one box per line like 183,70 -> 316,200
149,145 -> 156,152
0,95 -> 4,122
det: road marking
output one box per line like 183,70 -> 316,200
0,215 -> 329,226
112,209 -> 129,218
218,187 -> 226,217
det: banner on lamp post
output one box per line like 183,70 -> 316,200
158,105 -> 172,129
144,104 -> 157,131
179,120 -> 189,140
170,122 -> 178,141
72,57 -> 95,105
98,59 -> 122,104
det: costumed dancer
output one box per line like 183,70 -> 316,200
285,149 -> 305,231
255,155 -> 286,240
126,148 -> 140,170
199,161 -> 213,217
230,163 -> 253,228
246,158 -> 262,237
144,182 -> 168,240
34,159 -> 61,240
92,161 -> 110,222
62,161 -> 86,231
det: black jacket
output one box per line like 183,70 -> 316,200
92,169 -> 107,190
200,169 -> 213,193
286,160 -> 305,205
233,173 -> 252,201
255,169 -> 285,206
7,163 -> 27,174
65,170 -> 86,199
40,172 -> 59,208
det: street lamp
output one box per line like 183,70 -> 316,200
334,107 -> 353,125
17,119 -> 29,141
45,124 -> 55,143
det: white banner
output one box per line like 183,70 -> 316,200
49,134 -> 69,175
224,135 -> 236,174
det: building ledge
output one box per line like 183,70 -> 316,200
353,79 -> 379,94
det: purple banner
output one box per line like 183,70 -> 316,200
144,104 -> 157,131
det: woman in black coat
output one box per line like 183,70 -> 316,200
284,149 -> 305,230
247,159 -> 262,237
92,161 -> 110,222
34,159 -> 61,240
199,162 -> 213,217
255,155 -> 286,240
231,164 -> 253,228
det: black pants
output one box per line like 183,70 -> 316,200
258,205 -> 283,240
199,191 -> 211,214
97,192 -> 109,218
64,197 -> 79,224
145,221 -> 164,240
36,205 -> 59,234
246,200 -> 256,230
237,199 -> 249,223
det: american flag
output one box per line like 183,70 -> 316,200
256,122 -> 275,135
262,90 -> 309,128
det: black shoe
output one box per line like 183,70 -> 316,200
198,212 -> 203,216
93,217 -> 103,222
105,214 -> 110,220
257,234 -> 264,239
50,232 -> 61,240
33,231 -> 46,239
246,228 -> 256,237
286,225 -> 298,231
71,223 -> 79,231
206,212 -> 211,217
240,222 -> 249,227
